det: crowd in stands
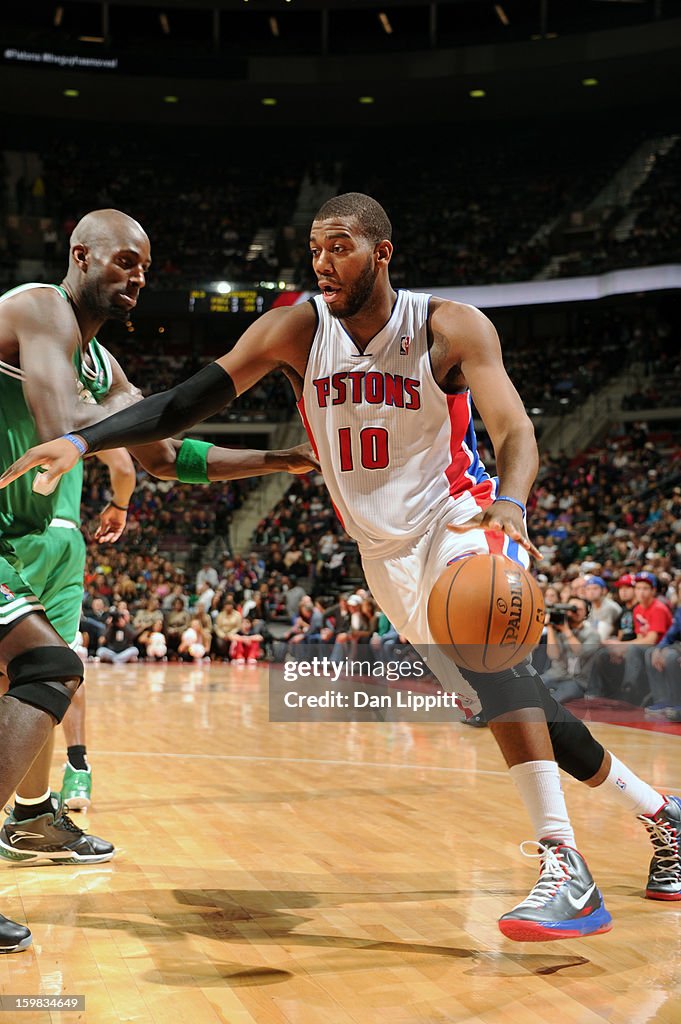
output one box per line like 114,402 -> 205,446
292,122 -> 647,288
81,457 -> 250,556
19,136 -> 305,289
3,120 -> 679,292
551,137 -> 681,279
96,343 -> 295,422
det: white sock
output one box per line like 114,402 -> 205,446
604,753 -> 665,817
509,760 -> 576,847
15,789 -> 51,806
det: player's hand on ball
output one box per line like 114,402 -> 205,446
0,437 -> 82,494
447,500 -> 541,560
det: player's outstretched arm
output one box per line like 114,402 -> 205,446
0,304 -> 315,492
131,439 -> 319,481
431,299 -> 541,559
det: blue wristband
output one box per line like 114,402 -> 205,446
495,495 -> 527,516
61,433 -> 88,456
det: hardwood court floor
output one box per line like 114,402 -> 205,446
1,662 -> 681,1024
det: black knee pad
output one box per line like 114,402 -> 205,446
7,647 -> 84,724
461,659 -> 546,719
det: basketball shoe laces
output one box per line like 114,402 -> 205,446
637,813 -> 681,886
516,840 -> 571,907
5,803 -> 85,837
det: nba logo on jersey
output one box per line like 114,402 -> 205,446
399,335 -> 411,355
0,583 -> 15,602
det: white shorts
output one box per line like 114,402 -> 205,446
362,499 -> 530,712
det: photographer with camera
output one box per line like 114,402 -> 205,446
97,610 -> 139,665
540,597 -> 601,704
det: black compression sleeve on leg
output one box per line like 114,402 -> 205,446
79,362 -> 236,454
545,700 -> 605,781
461,660 -> 605,781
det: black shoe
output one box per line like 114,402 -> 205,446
0,793 -> 115,866
461,713 -> 487,728
0,914 -> 32,953
639,796 -> 681,901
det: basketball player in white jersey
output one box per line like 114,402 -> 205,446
4,194 -> 681,942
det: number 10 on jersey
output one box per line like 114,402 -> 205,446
338,427 -> 390,471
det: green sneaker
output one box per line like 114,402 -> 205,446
60,764 -> 92,812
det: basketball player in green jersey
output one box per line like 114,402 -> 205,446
0,302 -> 137,816
0,209 -> 317,953
1,445 -> 136,819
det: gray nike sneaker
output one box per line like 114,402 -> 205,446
638,796 -> 681,901
0,914 -> 32,954
0,793 -> 114,866
498,839 -> 612,941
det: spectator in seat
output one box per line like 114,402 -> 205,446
178,617 -> 211,663
80,595 -> 109,654
139,618 -> 168,662
584,576 -> 621,641
370,606 -> 400,662
329,595 -> 353,664
644,604 -> 681,720
284,598 -> 316,653
196,561 -> 219,591
165,597 -> 191,658
588,572 -> 673,705
229,618 -> 263,666
195,579 -> 215,615
212,596 -> 243,660
613,575 -> 637,641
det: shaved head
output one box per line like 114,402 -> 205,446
70,209 -> 148,252
66,208 -> 151,322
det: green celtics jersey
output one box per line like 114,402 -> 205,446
0,283 -> 113,537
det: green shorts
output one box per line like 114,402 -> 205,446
0,521 -> 86,646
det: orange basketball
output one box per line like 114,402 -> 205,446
427,553 -> 545,673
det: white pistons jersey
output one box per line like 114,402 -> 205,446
299,289 -> 497,557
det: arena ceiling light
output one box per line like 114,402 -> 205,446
270,16 -> 280,37
582,77 -> 599,86
63,89 -> 79,98
359,96 -> 375,104
163,95 -> 179,103
215,282 -> 232,294
494,4 -> 510,26
53,5 -> 63,27
261,97 -> 278,105
470,89 -> 486,98
378,12 -> 393,35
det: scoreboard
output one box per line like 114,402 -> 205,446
189,289 -> 267,314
